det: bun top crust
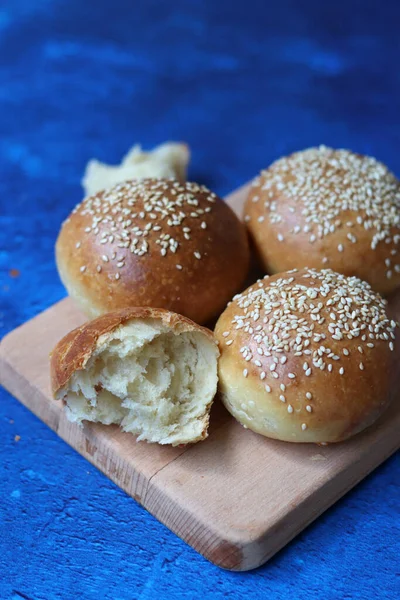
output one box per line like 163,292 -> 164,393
215,268 -> 398,442
244,146 -> 400,295
51,306 -> 217,396
56,178 -> 249,323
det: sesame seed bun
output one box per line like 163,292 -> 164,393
244,146 -> 400,295
214,268 -> 398,443
56,179 -> 250,324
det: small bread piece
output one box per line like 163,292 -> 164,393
244,146 -> 400,295
215,268 -> 398,443
56,179 -> 250,323
82,142 -> 190,196
51,307 -> 219,445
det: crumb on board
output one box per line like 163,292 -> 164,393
310,454 -> 327,461
14,435 -> 21,442
9,269 -> 20,278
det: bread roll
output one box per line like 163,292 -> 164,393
244,146 -> 400,295
214,268 -> 398,443
51,307 -> 219,445
82,142 -> 190,196
56,178 -> 250,323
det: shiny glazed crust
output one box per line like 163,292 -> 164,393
215,268 -> 398,443
244,146 -> 400,295
56,178 -> 250,324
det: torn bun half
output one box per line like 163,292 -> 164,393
51,307 -> 219,446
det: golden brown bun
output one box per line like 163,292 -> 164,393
51,307 -> 219,446
56,179 -> 250,324
244,146 -> 400,295
214,268 -> 398,443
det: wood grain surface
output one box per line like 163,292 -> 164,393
1,183 -> 400,571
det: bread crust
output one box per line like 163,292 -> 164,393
56,179 -> 250,324
215,268 -> 398,443
51,306 -> 217,396
244,146 -> 400,295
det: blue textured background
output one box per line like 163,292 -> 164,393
1,1 -> 400,598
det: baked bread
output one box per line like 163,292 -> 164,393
56,178 -> 250,324
214,268 -> 398,443
244,146 -> 400,295
82,142 -> 190,196
51,307 -> 219,445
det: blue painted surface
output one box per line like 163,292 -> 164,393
1,1 -> 400,598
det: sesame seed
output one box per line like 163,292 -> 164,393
229,267 -> 395,396
260,372 -> 266,380
306,405 -> 312,413
80,266 -> 86,273
72,180 -> 220,267
306,392 -> 312,400
359,362 -> 364,370
194,251 -> 201,260
277,233 -> 284,242
176,264 -> 183,270
287,404 -> 293,413
301,423 -> 307,431
226,340 -> 233,346
265,385 -> 271,393
76,242 -> 81,249
96,265 -> 102,273
243,369 -> 248,378
115,273 -> 120,280
222,331 -> 230,337
279,395 -> 286,402
252,147 -> 400,267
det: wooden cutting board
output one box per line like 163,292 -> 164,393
1,183 -> 400,571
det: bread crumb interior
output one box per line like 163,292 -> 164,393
61,320 -> 217,445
